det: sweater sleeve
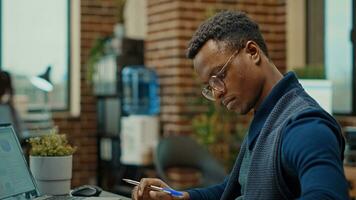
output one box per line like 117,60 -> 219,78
282,114 -> 349,200
186,177 -> 228,200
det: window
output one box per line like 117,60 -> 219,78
287,0 -> 355,114
0,0 -> 80,116
325,0 -> 353,114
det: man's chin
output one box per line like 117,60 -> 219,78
226,105 -> 249,115
225,104 -> 239,113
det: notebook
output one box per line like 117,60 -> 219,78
0,124 -> 129,200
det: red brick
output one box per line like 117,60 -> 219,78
152,66 -> 194,76
51,0 -> 119,186
145,39 -> 189,51
145,48 -> 186,60
148,0 -> 177,7
159,76 -> 196,86
147,1 -> 180,16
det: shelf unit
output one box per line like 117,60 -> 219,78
95,37 -> 147,196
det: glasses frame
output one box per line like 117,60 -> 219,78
202,49 -> 240,101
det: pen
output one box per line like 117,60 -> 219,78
122,178 -> 184,198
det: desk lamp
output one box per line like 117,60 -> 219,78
28,65 -> 54,137
30,66 -> 53,92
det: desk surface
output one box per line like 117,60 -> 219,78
100,191 -> 130,200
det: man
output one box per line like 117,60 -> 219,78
132,11 -> 349,200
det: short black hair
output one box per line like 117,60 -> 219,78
187,10 -> 269,59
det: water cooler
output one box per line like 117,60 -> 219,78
120,65 -> 160,166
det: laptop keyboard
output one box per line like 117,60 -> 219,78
37,196 -> 127,200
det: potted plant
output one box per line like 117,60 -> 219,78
86,36 -> 112,84
113,0 -> 126,38
86,1 -> 126,87
191,95 -> 246,171
28,129 -> 77,195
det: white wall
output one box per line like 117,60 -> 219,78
286,0 -> 306,69
124,0 -> 147,39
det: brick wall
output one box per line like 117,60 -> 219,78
53,0 -> 117,187
145,0 -> 286,136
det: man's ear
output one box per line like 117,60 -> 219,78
246,41 -> 261,65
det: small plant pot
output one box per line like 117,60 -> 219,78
30,155 -> 73,195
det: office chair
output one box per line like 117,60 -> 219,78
154,135 -> 227,189
0,103 -> 27,141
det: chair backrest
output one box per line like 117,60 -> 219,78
0,104 -> 14,123
0,103 -> 28,141
154,135 -> 227,188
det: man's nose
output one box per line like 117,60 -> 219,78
213,89 -> 225,102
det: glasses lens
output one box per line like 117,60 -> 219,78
209,76 -> 225,92
202,76 -> 226,101
202,87 -> 215,101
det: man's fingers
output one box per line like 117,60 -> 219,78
133,178 -> 175,199
139,178 -> 170,195
139,178 -> 149,196
149,178 -> 170,188
149,190 -> 171,200
132,186 -> 139,200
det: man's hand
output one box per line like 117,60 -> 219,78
131,178 -> 190,200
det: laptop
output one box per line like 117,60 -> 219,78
0,124 -> 130,200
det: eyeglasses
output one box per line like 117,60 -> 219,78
202,50 -> 239,101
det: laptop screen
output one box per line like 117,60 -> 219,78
0,125 -> 38,199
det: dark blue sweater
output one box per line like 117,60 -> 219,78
187,72 -> 349,200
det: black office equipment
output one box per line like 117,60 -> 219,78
154,135 -> 227,189
70,185 -> 102,197
344,127 -> 356,165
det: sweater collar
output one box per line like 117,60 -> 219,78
247,72 -> 300,150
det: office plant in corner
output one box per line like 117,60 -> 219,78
28,129 -> 77,195
191,95 -> 246,171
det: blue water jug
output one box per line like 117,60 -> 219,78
122,65 -> 160,115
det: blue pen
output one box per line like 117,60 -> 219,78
123,178 -> 184,198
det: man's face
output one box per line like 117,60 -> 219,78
193,40 -> 264,114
